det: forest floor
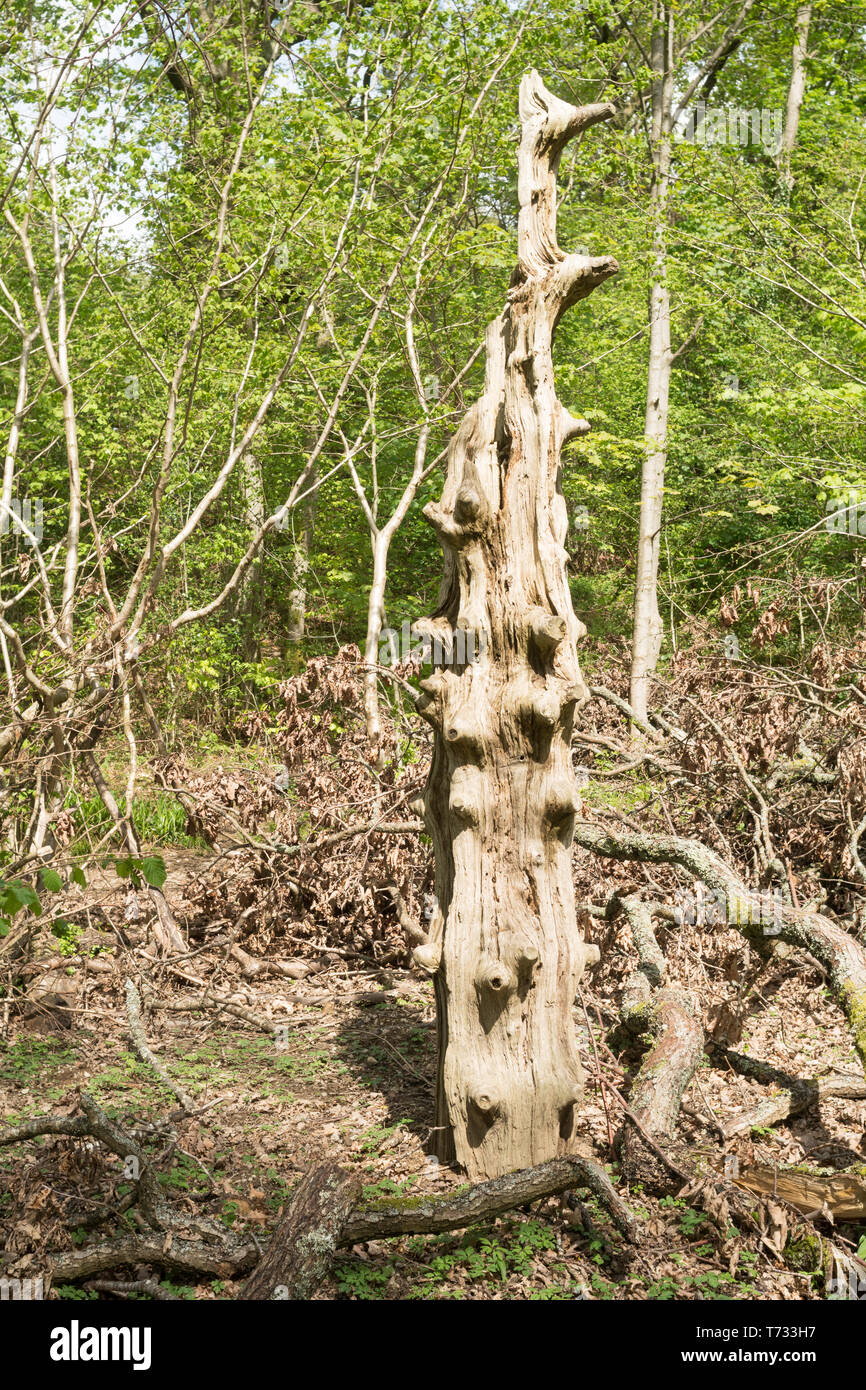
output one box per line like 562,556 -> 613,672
3,642 -> 866,1300
2,842 -> 863,1301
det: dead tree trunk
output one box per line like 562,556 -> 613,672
413,71 -> 617,1179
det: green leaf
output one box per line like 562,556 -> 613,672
0,881 -> 41,916
71,866 -> 87,889
140,856 -> 167,890
41,869 -> 64,892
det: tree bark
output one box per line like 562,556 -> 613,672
414,70 -> 617,1178
617,899 -> 703,1188
239,1164 -> 361,1300
287,459 -> 316,645
363,527 -> 390,744
238,451 -> 265,658
629,3 -> 674,730
777,3 -> 812,189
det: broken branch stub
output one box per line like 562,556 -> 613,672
416,71 -> 618,1178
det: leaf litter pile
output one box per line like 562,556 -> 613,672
2,637 -> 866,1301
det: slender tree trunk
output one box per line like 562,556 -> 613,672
238,451 -> 264,658
363,527 -> 389,745
777,3 -> 812,189
85,751 -> 185,954
413,71 -> 616,1179
358,423 -> 430,748
287,460 -> 316,645
629,4 -> 674,730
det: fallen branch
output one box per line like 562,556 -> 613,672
589,684 -> 686,742
0,1091 -> 170,1227
5,1101 -> 639,1290
269,820 -> 424,857
40,1232 -> 258,1283
707,1045 -> 866,1139
239,1154 -> 639,1298
728,1162 -> 866,1222
239,1164 -> 362,1300
85,1279 -> 179,1301
574,818 -> 866,1071
342,1154 -> 639,1245
125,979 -> 195,1113
616,896 -> 704,1189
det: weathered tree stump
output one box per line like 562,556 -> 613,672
412,71 -> 618,1179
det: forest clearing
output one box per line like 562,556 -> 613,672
1,0 -> 866,1334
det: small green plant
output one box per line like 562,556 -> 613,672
51,917 -> 83,956
357,1119 -> 411,1155
220,1200 -> 239,1227
361,1174 -> 418,1201
333,1260 -> 395,1300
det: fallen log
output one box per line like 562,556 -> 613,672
723,1161 -> 866,1222
3,1097 -> 640,1292
342,1153 -> 638,1245
125,979 -> 195,1113
713,1049 -> 866,1140
240,1164 -> 362,1300
238,1153 -> 639,1298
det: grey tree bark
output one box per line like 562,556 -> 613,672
778,3 -> 812,189
413,71 -> 617,1179
287,460 -> 316,645
629,2 -> 673,730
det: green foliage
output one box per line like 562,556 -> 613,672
0,878 -> 41,937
